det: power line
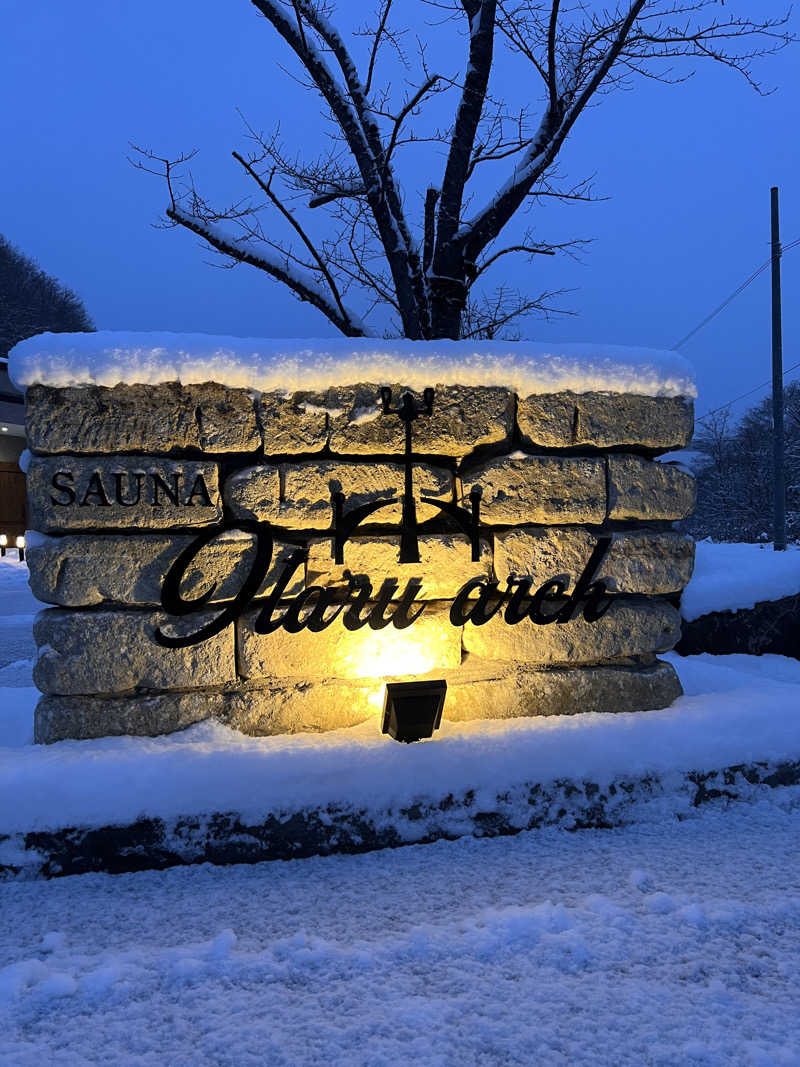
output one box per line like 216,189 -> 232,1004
696,357 -> 800,426
672,236 -> 800,352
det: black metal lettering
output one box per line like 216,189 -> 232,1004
154,520 -> 273,648
390,578 -> 426,630
555,536 -> 613,624
253,550 -> 308,635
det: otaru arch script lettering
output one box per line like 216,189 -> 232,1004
153,518 -> 614,649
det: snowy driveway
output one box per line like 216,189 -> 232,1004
1,799 -> 799,1066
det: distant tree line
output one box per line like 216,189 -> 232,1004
685,383 -> 800,544
0,235 -> 93,362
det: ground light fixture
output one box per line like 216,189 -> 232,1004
0,534 -> 6,557
15,536 -> 25,562
381,679 -> 447,743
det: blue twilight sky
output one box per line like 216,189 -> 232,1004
1,0 -> 798,419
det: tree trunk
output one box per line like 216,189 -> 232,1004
428,276 -> 468,339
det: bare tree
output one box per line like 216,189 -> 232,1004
687,384 -> 800,544
134,1 -> 793,340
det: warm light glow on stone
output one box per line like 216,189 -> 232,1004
342,620 -> 454,682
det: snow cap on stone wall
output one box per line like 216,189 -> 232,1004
9,331 -> 696,398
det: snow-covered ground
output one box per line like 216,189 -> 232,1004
682,540 -> 800,621
1,796 -> 799,1065
2,554 -> 800,1064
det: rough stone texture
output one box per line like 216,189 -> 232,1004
305,533 -> 492,600
26,382 -> 260,455
258,390 -> 329,455
461,597 -> 682,665
26,532 -> 304,607
575,394 -> 693,450
494,527 -> 695,595
607,454 -> 696,521
237,601 -> 461,680
34,690 -> 227,743
327,383 -> 513,457
28,456 -> 222,532
461,455 -> 606,525
516,392 -> 694,451
220,682 -> 378,736
30,658 -> 682,742
33,608 -> 237,696
444,659 -> 682,722
226,460 -> 453,529
516,394 -> 577,448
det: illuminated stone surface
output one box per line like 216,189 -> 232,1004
494,528 -> 695,595
258,390 -> 329,455
607,454 -> 696,521
237,601 -> 461,680
515,394 -> 576,447
443,659 -> 682,721
24,372 -> 696,741
26,532 -> 303,607
25,383 -> 259,454
327,383 -> 513,457
306,533 -> 492,600
461,598 -> 681,665
34,690 -> 226,743
27,456 -> 222,532
32,659 -> 682,741
516,393 -> 693,451
33,608 -> 236,696
461,455 -> 606,525
225,460 -> 453,528
574,394 -> 693,450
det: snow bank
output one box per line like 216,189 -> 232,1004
1,653 -> 799,835
681,541 -> 800,621
8,331 -> 696,397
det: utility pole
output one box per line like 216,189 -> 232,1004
770,186 -> 786,551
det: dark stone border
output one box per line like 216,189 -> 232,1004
2,757 -> 798,880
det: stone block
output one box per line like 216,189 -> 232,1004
26,531 -> 304,607
237,601 -> 461,680
444,659 -> 682,721
461,597 -> 681,665
461,455 -> 606,525
575,394 -> 693,450
25,382 -> 259,455
516,393 -> 577,448
220,681 -> 378,736
607,455 -> 696,521
225,460 -> 453,529
494,528 -> 695,595
258,390 -> 329,455
327,383 -> 513,457
27,456 -> 222,532
305,533 -> 492,600
33,608 -> 237,696
34,690 -> 227,743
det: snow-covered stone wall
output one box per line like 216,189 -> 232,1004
15,335 -> 696,744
